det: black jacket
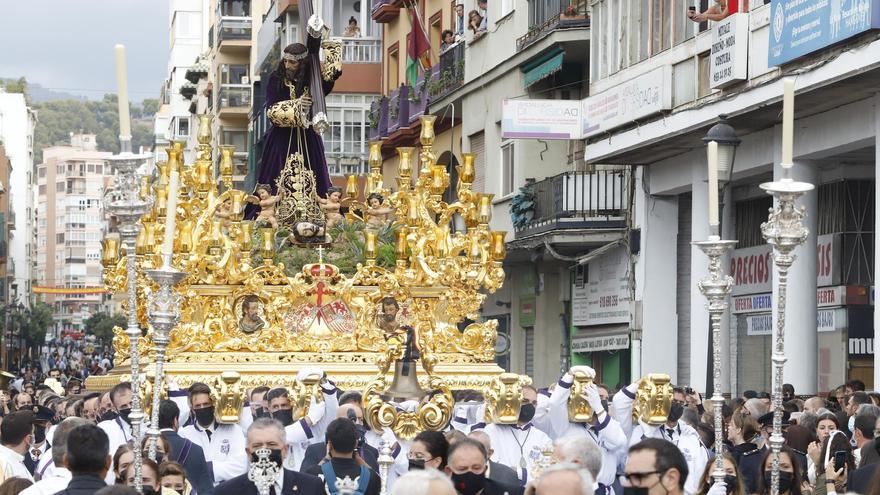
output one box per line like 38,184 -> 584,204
488,461 -> 520,487
304,457 -> 381,495
300,442 -> 380,472
477,478 -> 524,495
162,429 -> 214,495
213,469 -> 324,495
845,461 -> 878,494
53,473 -> 107,495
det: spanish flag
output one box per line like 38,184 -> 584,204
406,6 -> 432,90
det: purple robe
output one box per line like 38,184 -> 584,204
245,36 -> 340,220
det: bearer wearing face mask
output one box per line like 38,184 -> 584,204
470,385 -> 552,486
97,382 -> 134,465
212,418 -> 324,495
179,382 -> 248,485
546,366 -> 628,492
239,386 -> 271,432
444,438 -> 523,495
614,384 -> 708,495
24,405 -> 55,477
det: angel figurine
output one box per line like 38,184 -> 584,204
214,200 -> 233,229
364,192 -> 393,229
318,186 -> 344,231
247,184 -> 280,229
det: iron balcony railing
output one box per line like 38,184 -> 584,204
217,16 -> 252,44
218,84 -> 251,108
367,97 -> 389,141
514,167 -> 630,238
429,41 -> 464,101
341,38 -> 382,63
517,0 -> 590,51
387,85 -> 410,134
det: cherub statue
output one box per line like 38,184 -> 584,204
364,192 -> 393,229
247,184 -> 280,229
318,186 -> 343,231
214,200 -> 233,229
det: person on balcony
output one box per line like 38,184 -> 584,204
244,29 -> 342,226
468,10 -> 485,37
455,4 -> 465,35
343,16 -> 361,37
440,30 -> 456,51
688,0 -> 737,22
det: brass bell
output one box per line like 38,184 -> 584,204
382,361 -> 426,402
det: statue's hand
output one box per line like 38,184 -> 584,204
301,94 -> 313,108
307,14 -> 325,38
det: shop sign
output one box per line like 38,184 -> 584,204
731,234 -> 839,295
769,0 -> 880,67
745,313 -> 774,336
732,293 -> 773,314
571,333 -> 630,353
581,66 -> 672,138
519,293 -> 536,327
502,99 -> 583,140
572,247 -> 631,326
745,308 -> 846,335
711,13 -> 749,89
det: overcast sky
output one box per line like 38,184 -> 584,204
1,0 -> 170,101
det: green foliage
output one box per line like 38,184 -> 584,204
31,94 -> 155,162
84,312 -> 126,343
509,185 -> 537,229
2,77 -> 28,96
272,221 -> 399,277
10,302 -> 53,352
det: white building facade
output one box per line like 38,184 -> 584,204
0,91 -> 37,308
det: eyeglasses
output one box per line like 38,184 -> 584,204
623,470 -> 664,485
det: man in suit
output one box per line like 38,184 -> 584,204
467,431 -> 520,487
444,438 -> 523,495
300,402 -> 380,472
158,399 -> 214,495
213,418 -> 324,495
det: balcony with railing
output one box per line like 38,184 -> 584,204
341,38 -> 382,63
387,85 -> 410,135
428,41 -> 465,102
516,0 -> 590,51
513,167 -> 630,239
408,74 -> 429,124
217,85 -> 251,119
371,0 -> 402,23
217,17 -> 253,53
367,97 -> 389,141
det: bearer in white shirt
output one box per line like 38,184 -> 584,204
179,382 -> 248,485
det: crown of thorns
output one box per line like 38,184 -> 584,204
282,51 -> 308,62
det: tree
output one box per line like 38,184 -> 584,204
84,312 -> 126,343
14,302 -> 53,358
141,98 -> 159,116
3,77 -> 28,97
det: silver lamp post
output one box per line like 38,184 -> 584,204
693,237 -> 736,484
144,249 -> 187,460
696,115 -> 741,484
377,439 -> 394,495
761,173 -> 812,495
104,151 -> 153,493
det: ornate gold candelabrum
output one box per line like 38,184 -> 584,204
760,171 -> 812,495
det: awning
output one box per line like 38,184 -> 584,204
521,48 -> 565,88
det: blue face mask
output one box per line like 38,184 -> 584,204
848,415 -> 856,433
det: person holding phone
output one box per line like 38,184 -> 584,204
815,431 -> 853,495
688,0 -> 737,23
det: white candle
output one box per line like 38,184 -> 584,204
707,141 -> 719,228
162,171 -> 179,257
781,79 -> 794,167
114,44 -> 132,140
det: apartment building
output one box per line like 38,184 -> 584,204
36,134 -> 113,337
0,146 -> 12,308
585,0 -> 880,392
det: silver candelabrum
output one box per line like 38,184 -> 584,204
693,235 -> 737,485
760,174 -> 813,495
144,252 -> 187,460
377,439 -> 394,495
104,151 -> 153,493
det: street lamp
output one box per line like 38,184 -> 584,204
702,114 -> 742,186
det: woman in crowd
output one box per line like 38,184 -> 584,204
814,430 -> 853,495
141,435 -> 172,465
695,453 -> 746,495
114,444 -> 135,484
159,461 -> 190,495
407,430 -> 450,470
726,409 -> 763,493
758,447 -> 806,495
126,459 -> 161,495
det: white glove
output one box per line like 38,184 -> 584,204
397,400 -> 419,413
297,367 -> 324,382
570,365 -> 596,380
584,384 -> 604,414
306,399 -> 326,424
380,427 -> 398,447
559,373 -> 574,385
307,14 -> 325,38
706,481 -> 727,495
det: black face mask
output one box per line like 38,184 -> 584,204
763,471 -> 793,493
408,459 -> 426,471
723,475 -> 738,493
622,488 -> 649,495
141,486 -> 157,495
33,425 -> 46,444
667,402 -> 684,423
194,406 -> 215,427
100,410 -> 118,422
518,403 -> 536,424
250,448 -> 284,468
600,399 -> 609,412
272,409 -> 294,427
253,407 -> 269,419
451,471 -> 486,495
118,408 -> 132,426
151,452 -> 164,465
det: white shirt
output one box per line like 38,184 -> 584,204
180,421 -> 248,484
97,417 -> 132,459
0,444 -> 34,481
475,423 -> 552,485
628,421 -> 708,495
20,467 -> 71,495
